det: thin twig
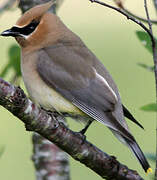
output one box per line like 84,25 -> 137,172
144,1 -> 157,179
121,8 -> 157,24
113,0 -> 157,24
90,0 -> 156,48
0,77 -> 144,180
144,0 -> 153,33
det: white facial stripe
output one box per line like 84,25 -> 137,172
20,34 -> 29,39
95,71 -> 118,102
13,24 -> 40,39
14,25 -> 25,28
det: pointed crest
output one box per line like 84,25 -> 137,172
16,1 -> 54,27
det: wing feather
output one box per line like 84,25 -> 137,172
37,48 -> 117,112
36,47 -> 134,141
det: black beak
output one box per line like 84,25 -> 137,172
1,28 -> 21,37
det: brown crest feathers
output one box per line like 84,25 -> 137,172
16,1 -> 54,27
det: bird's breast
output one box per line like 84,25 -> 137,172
21,52 -> 84,115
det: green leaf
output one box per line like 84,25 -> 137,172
140,103 -> 157,112
136,31 -> 152,54
137,63 -> 154,72
0,44 -> 21,80
8,44 -> 21,77
146,153 -> 156,161
0,146 -> 5,157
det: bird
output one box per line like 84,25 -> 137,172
1,1 -> 152,173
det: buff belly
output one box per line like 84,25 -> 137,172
21,55 -> 84,116
26,77 -> 83,115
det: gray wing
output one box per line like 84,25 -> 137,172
37,47 -> 134,141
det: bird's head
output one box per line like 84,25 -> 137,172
1,1 -> 66,51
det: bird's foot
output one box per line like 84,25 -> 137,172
40,107 -> 59,118
79,120 -> 92,135
79,128 -> 87,135
75,130 -> 87,145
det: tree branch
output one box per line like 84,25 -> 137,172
120,7 -> 157,24
143,1 -> 157,179
113,0 -> 157,24
143,1 -> 157,178
0,77 -> 143,180
144,0 -> 153,33
89,0 -> 154,43
32,133 -> 70,180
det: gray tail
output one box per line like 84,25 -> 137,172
127,139 -> 150,173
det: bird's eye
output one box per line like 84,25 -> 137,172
17,20 -> 40,36
29,24 -> 35,30
27,20 -> 39,32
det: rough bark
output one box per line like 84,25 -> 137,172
32,133 -> 70,180
0,78 -> 144,180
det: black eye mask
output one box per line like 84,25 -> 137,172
11,20 -> 40,36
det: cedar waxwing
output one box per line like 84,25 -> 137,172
1,1 -> 152,173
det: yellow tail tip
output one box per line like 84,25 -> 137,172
146,168 -> 153,174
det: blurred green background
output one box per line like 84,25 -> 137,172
0,0 -> 156,179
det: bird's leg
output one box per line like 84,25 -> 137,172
79,120 -> 92,135
40,107 -> 59,118
77,121 -> 92,145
